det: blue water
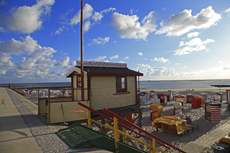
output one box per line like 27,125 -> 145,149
1,80 -> 230,89
139,80 -> 230,89
0,82 -> 71,88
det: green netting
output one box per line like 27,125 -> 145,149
55,124 -> 146,153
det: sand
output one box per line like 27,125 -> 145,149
24,87 -> 230,153
139,88 -> 230,152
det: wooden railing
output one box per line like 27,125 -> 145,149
78,102 -> 186,153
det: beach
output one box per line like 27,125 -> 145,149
138,88 -> 230,152
4,88 -> 227,153
20,87 -> 230,152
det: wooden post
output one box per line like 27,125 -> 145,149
80,0 -> 84,101
87,111 -> 91,128
152,138 -> 156,153
123,127 -> 126,143
114,117 -> 119,153
149,140 -> 151,153
61,104 -> 67,125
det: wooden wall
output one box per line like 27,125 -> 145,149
49,101 -> 90,124
72,75 -> 88,101
38,97 -> 72,115
90,76 -> 136,110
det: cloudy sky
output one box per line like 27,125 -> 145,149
0,0 -> 230,83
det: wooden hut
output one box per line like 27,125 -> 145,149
38,61 -> 143,125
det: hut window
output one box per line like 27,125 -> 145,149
116,76 -> 127,93
77,75 -> 81,87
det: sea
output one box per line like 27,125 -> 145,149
1,79 -> 230,89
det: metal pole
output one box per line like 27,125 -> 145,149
80,0 -> 84,100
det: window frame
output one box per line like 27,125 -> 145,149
116,76 -> 127,93
77,75 -> 82,88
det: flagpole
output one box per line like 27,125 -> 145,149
80,0 -> 84,100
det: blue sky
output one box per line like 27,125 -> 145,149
0,0 -> 230,83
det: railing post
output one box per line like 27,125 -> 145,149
122,127 -> 126,143
114,117 -> 119,153
152,138 -> 156,153
149,140 -> 151,153
87,111 -> 91,129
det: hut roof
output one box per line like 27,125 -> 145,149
65,66 -> 143,77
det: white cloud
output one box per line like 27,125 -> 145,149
175,38 -> 215,55
89,37 -> 110,45
174,46 -> 206,55
137,64 -> 151,69
0,36 -> 39,54
137,64 -> 230,80
0,53 -> 12,63
70,3 -> 93,25
138,52 -> 143,56
54,26 -> 68,35
180,38 -> 215,47
110,11 -> 157,40
0,0 -> 55,34
84,21 -> 91,32
119,61 -> 125,63
130,9 -> 137,15
187,32 -> 199,38
222,67 -> 230,70
92,7 -> 116,21
224,7 -> 230,17
103,60 -> 109,62
0,60 -> 14,74
136,64 -> 176,77
150,57 -> 169,63
0,53 -> 14,74
156,6 -> 221,36
70,5 -> 115,32
94,56 -> 107,61
49,70 -> 66,76
219,61 -> 223,64
124,56 -> 129,59
183,66 -> 187,68
36,57 -> 56,65
92,12 -> 103,21
17,46 -> 56,70
55,56 -> 70,67
110,55 -> 118,59
55,27 -> 63,35
0,36 -> 77,80
175,63 -> 179,65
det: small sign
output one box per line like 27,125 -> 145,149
76,61 -> 127,68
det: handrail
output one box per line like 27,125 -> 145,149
80,113 -> 165,153
103,108 -> 186,153
78,102 -> 170,150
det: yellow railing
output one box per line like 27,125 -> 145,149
80,112 -> 166,153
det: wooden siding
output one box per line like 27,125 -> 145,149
38,97 -> 72,115
73,75 -> 88,101
90,76 -> 136,110
49,101 -> 89,124
73,75 -> 77,100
